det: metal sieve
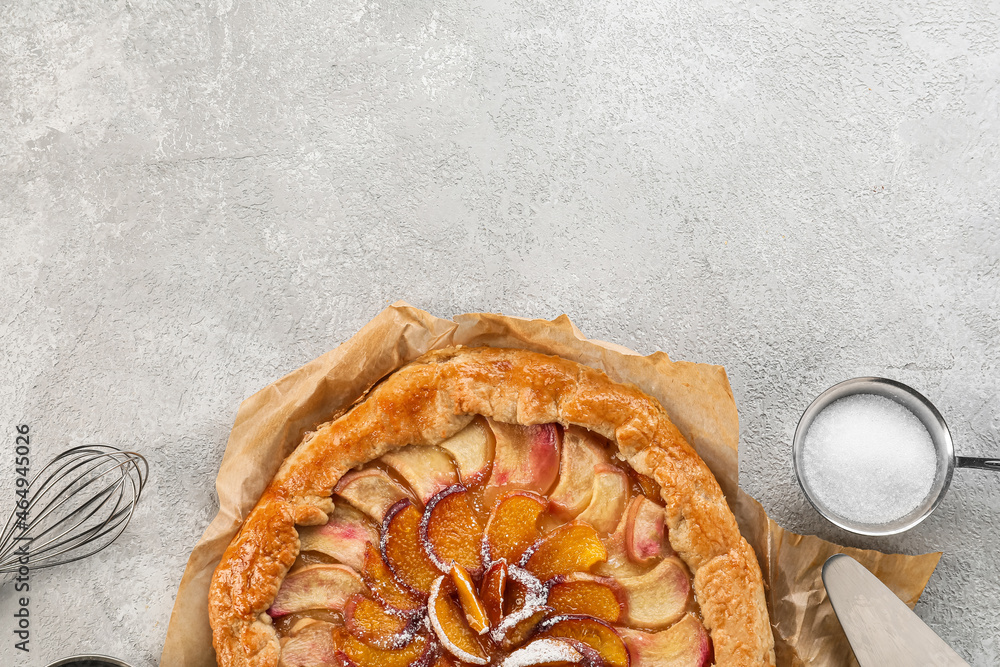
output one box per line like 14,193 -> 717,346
792,377 -> 999,536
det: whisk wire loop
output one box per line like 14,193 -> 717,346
29,466 -> 142,565
29,456 -> 134,543
0,445 -> 148,575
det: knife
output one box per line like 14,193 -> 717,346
822,554 -> 968,666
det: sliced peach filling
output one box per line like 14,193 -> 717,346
484,491 -> 547,564
521,521 -> 607,581
343,594 -> 416,650
359,543 -> 422,613
272,418 -> 712,667
429,575 -> 490,665
452,564 -> 490,634
538,615 -> 631,667
479,560 -> 507,627
382,499 -> 441,595
422,485 -> 485,576
547,574 -> 625,623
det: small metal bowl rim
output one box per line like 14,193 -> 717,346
792,376 -> 955,536
45,655 -> 133,667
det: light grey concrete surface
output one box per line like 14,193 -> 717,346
2,0 -> 999,664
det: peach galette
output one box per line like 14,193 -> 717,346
209,347 -> 775,667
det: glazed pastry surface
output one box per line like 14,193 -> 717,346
208,346 -> 776,667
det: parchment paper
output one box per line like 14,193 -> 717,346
160,302 -> 941,667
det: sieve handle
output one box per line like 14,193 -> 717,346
956,457 -> 1000,472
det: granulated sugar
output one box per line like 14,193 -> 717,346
800,393 -> 938,525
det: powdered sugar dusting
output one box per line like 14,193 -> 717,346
427,575 -> 490,665
488,565 -> 551,643
490,604 -> 550,644
501,638 -> 583,667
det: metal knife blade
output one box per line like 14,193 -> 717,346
822,554 -> 967,666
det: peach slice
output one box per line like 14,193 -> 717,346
439,416 -> 496,485
428,575 -> 490,665
274,611 -> 345,638
558,638 -> 609,666
421,485 -> 485,575
576,464 -> 630,535
499,637 -> 598,667
548,426 -> 610,519
297,503 -> 379,571
343,594 -> 418,650
452,564 -> 490,634
503,578 -> 529,618
617,614 -> 711,667
382,500 -> 443,596
625,497 -> 669,565
538,615 -> 630,667
485,420 -> 561,504
432,655 -> 461,667
339,631 -> 433,667
547,573 -> 625,624
278,622 -> 345,667
490,565 -> 552,647
615,557 -> 691,630
480,560 -> 507,626
269,564 -> 366,617
496,606 -> 550,650
287,618 -> 322,635
381,445 -> 459,505
596,502 -> 649,579
335,469 -> 414,522
521,521 -> 608,581
360,543 -> 422,613
484,491 -> 548,565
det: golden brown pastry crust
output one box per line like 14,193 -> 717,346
208,346 -> 776,667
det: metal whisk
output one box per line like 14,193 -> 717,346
0,445 -> 148,579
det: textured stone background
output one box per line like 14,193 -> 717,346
2,0 -> 999,664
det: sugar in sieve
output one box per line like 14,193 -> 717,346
793,377 -> 999,536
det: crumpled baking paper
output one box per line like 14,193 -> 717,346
160,302 -> 941,667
